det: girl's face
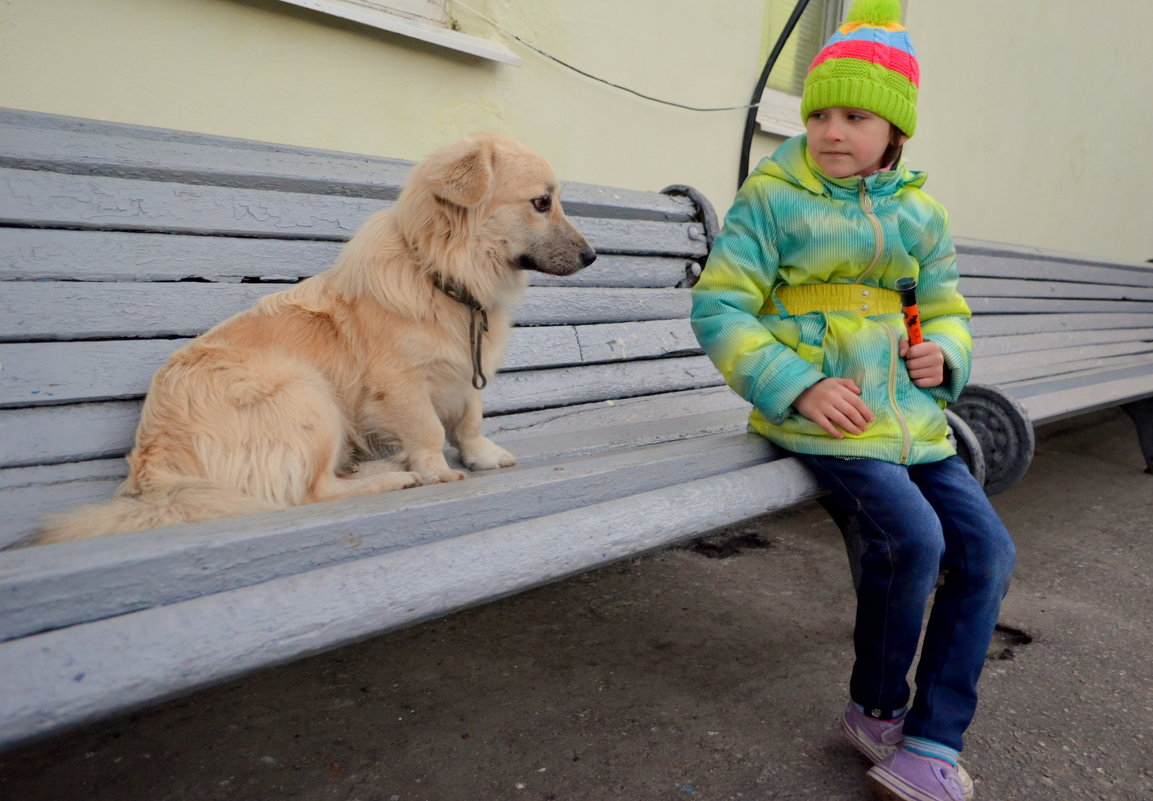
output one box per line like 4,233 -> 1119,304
805,107 -> 907,179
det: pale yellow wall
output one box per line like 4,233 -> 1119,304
1,0 -> 1149,263
0,0 -> 771,219
906,1 -> 1153,264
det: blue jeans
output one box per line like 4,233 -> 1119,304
796,454 -> 1016,752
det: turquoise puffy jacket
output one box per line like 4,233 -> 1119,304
691,134 -> 972,465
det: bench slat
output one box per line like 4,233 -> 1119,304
958,239 -> 1153,278
0,458 -> 126,492
0,119 -> 413,199
0,166 -> 379,238
976,340 -> 1153,373
0,330 -> 583,408
976,350 -> 1153,387
961,275 -> 1153,302
972,312 -> 1153,337
0,402 -> 136,469
573,318 -> 699,363
0,283 -> 691,341
0,340 -> 183,408
0,227 -> 340,282
966,297 -> 1153,314
0,356 -> 723,468
973,327 -> 1153,357
486,355 -> 721,414
0,320 -> 703,408
1005,367 -> 1153,423
958,252 -> 1153,289
0,168 -> 705,256
0,477 -> 124,550
487,385 -> 747,443
0,227 -> 693,288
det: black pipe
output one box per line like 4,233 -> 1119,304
738,0 -> 813,189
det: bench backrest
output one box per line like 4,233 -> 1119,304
0,108 -> 720,476
957,240 -> 1153,422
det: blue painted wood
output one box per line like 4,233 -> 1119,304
0,283 -> 693,341
0,228 -> 691,287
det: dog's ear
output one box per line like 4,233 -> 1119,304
424,135 -> 495,208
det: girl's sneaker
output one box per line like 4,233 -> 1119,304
841,705 -> 974,801
841,703 -> 905,764
867,749 -> 971,801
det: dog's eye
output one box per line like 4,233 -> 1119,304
531,195 -> 552,213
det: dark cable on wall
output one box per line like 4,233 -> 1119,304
738,0 -> 813,189
455,2 -> 757,112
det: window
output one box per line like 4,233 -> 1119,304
277,0 -> 520,65
757,0 -> 847,137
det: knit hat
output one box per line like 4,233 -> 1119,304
800,0 -> 920,137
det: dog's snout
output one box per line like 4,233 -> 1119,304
580,247 -> 597,267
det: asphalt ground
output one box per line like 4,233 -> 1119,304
1,409 -> 1151,801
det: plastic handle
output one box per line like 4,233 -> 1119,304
894,277 -> 923,345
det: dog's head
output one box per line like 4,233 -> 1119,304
408,132 -> 596,281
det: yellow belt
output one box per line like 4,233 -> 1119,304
771,283 -> 902,316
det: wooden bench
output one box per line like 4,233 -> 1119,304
957,239 -> 1153,486
1,108 -> 1150,749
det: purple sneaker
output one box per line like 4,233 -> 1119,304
843,705 -> 974,800
841,703 -> 905,764
867,749 -> 972,801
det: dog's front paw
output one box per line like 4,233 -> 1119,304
419,467 -> 468,484
461,438 -> 517,471
362,470 -> 424,493
400,471 -> 425,489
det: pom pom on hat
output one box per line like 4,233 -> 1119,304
845,0 -> 903,26
800,0 -> 919,137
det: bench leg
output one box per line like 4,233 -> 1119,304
1121,398 -> 1153,474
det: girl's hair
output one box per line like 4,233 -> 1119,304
882,125 -> 906,171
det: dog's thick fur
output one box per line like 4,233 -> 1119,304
35,132 -> 594,544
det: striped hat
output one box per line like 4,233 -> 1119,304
800,0 -> 920,137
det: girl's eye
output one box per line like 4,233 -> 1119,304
531,195 -> 552,213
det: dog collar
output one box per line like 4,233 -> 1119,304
432,275 -> 490,390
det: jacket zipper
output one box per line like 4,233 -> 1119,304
857,182 -> 884,283
881,322 -> 913,464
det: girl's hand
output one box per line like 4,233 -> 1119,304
900,339 -> 945,387
794,377 -> 874,438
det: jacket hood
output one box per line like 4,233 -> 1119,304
754,134 -> 927,199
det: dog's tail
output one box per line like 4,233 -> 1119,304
31,478 -> 282,546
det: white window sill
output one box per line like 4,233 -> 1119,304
756,87 -> 804,138
279,0 -> 521,65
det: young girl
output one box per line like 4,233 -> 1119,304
691,2 -> 1016,799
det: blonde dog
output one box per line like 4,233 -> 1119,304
36,132 -> 595,543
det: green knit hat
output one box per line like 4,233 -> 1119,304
800,0 -> 919,137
